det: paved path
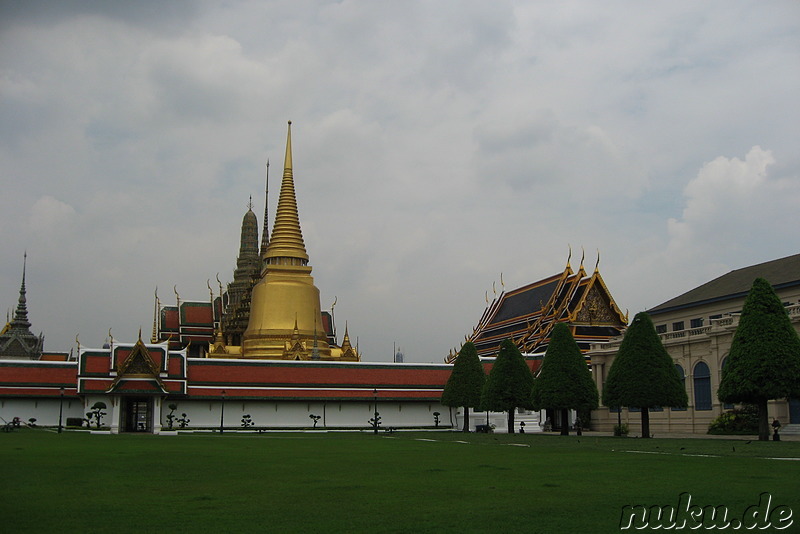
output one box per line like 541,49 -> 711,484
571,430 -> 800,441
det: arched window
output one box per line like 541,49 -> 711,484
672,364 -> 686,411
721,357 -> 733,410
694,361 -> 712,410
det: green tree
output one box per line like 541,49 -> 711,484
441,341 -> 486,432
718,278 -> 800,441
532,323 -> 599,435
602,312 -> 687,438
480,338 -> 534,433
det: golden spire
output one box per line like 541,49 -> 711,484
264,121 -> 309,264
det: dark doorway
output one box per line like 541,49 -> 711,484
790,398 -> 800,425
123,397 -> 152,432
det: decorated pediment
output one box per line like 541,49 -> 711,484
571,274 -> 626,326
284,339 -> 308,360
108,338 -> 166,393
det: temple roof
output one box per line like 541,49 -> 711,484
455,255 -> 627,361
0,254 -> 43,360
647,253 -> 800,315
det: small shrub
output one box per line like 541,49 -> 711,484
708,405 -> 758,435
177,413 -> 190,428
613,423 -> 629,437
241,414 -> 254,428
66,417 -> 84,427
166,403 -> 178,430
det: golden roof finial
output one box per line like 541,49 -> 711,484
579,247 -> 585,271
500,272 -> 505,290
566,244 -> 572,270
340,321 -> 354,351
595,249 -> 600,273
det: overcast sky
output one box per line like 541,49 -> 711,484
1,1 -> 798,362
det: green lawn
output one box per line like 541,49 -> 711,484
1,429 -> 798,533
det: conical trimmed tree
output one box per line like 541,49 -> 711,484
532,323 -> 598,435
602,312 -> 687,438
718,278 -> 800,441
480,338 -> 534,433
441,341 -> 486,432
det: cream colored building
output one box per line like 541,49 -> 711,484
589,253 -> 800,435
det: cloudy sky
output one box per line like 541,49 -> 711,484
1,1 -> 798,362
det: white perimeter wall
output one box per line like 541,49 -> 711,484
1,397 -> 555,434
0,398 -> 86,426
161,399 -> 453,429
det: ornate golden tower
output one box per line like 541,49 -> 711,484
241,122 -> 332,360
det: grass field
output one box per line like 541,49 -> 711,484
1,429 -> 798,533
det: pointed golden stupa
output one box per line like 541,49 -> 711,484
241,122 -> 331,359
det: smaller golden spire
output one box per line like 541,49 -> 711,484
151,287 -> 159,343
341,322 -> 353,350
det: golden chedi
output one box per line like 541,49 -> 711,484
242,122 -> 335,360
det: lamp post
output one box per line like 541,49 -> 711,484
372,388 -> 379,435
58,387 -> 65,434
220,390 -> 226,434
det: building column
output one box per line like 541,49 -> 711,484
152,396 -> 163,434
109,396 -> 121,434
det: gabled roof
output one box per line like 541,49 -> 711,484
455,257 -> 627,361
648,253 -> 800,315
107,338 -> 167,393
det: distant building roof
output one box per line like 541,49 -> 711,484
648,253 -> 800,316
